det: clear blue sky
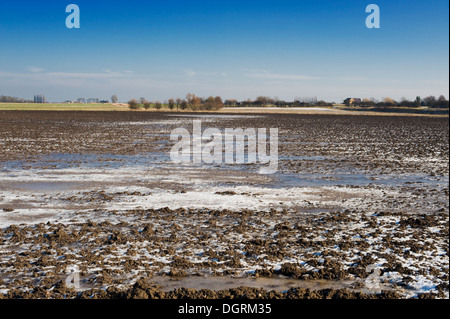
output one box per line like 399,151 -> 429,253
0,0 -> 448,102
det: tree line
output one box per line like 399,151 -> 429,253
347,95 -> 449,108
1,93 -> 448,109
222,96 -> 334,108
127,95 -> 337,110
0,95 -> 34,103
128,94 -> 224,111
127,93 -> 450,110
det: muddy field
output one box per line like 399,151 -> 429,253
0,111 -> 448,299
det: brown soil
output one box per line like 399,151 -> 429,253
0,111 -> 448,299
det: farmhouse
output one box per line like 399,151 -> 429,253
344,98 -> 362,106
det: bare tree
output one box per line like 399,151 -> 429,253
185,93 -> 201,110
361,98 -> 372,107
383,97 -> 396,106
143,101 -> 151,110
423,95 -> 437,107
399,97 -> 411,107
186,93 -> 194,105
205,96 -> 215,110
128,99 -> 139,110
225,99 -> 238,107
168,98 -> 175,110
154,101 -> 162,110
255,96 -> 271,106
180,100 -> 188,110
214,96 -> 224,109
111,95 -> 118,103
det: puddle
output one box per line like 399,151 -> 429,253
7,182 -> 80,192
270,172 -> 449,188
144,276 -> 394,294
1,153 -> 447,190
0,153 -> 171,171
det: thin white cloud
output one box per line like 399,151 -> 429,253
2,68 -> 447,103
0,69 -> 205,95
184,70 -> 196,77
1,70 -> 130,81
184,70 -> 229,78
28,67 -> 44,73
338,76 -> 367,81
0,70 -> 136,93
46,71 -> 124,79
101,69 -> 119,74
241,68 -> 270,74
244,70 -> 320,81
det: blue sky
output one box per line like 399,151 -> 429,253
0,0 -> 448,102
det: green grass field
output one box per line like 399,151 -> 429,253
0,103 -> 130,111
0,103 -> 447,117
0,103 -> 207,112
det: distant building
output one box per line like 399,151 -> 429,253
344,98 -> 362,106
34,94 -> 46,103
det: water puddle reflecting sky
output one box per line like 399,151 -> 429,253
1,152 -> 447,190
